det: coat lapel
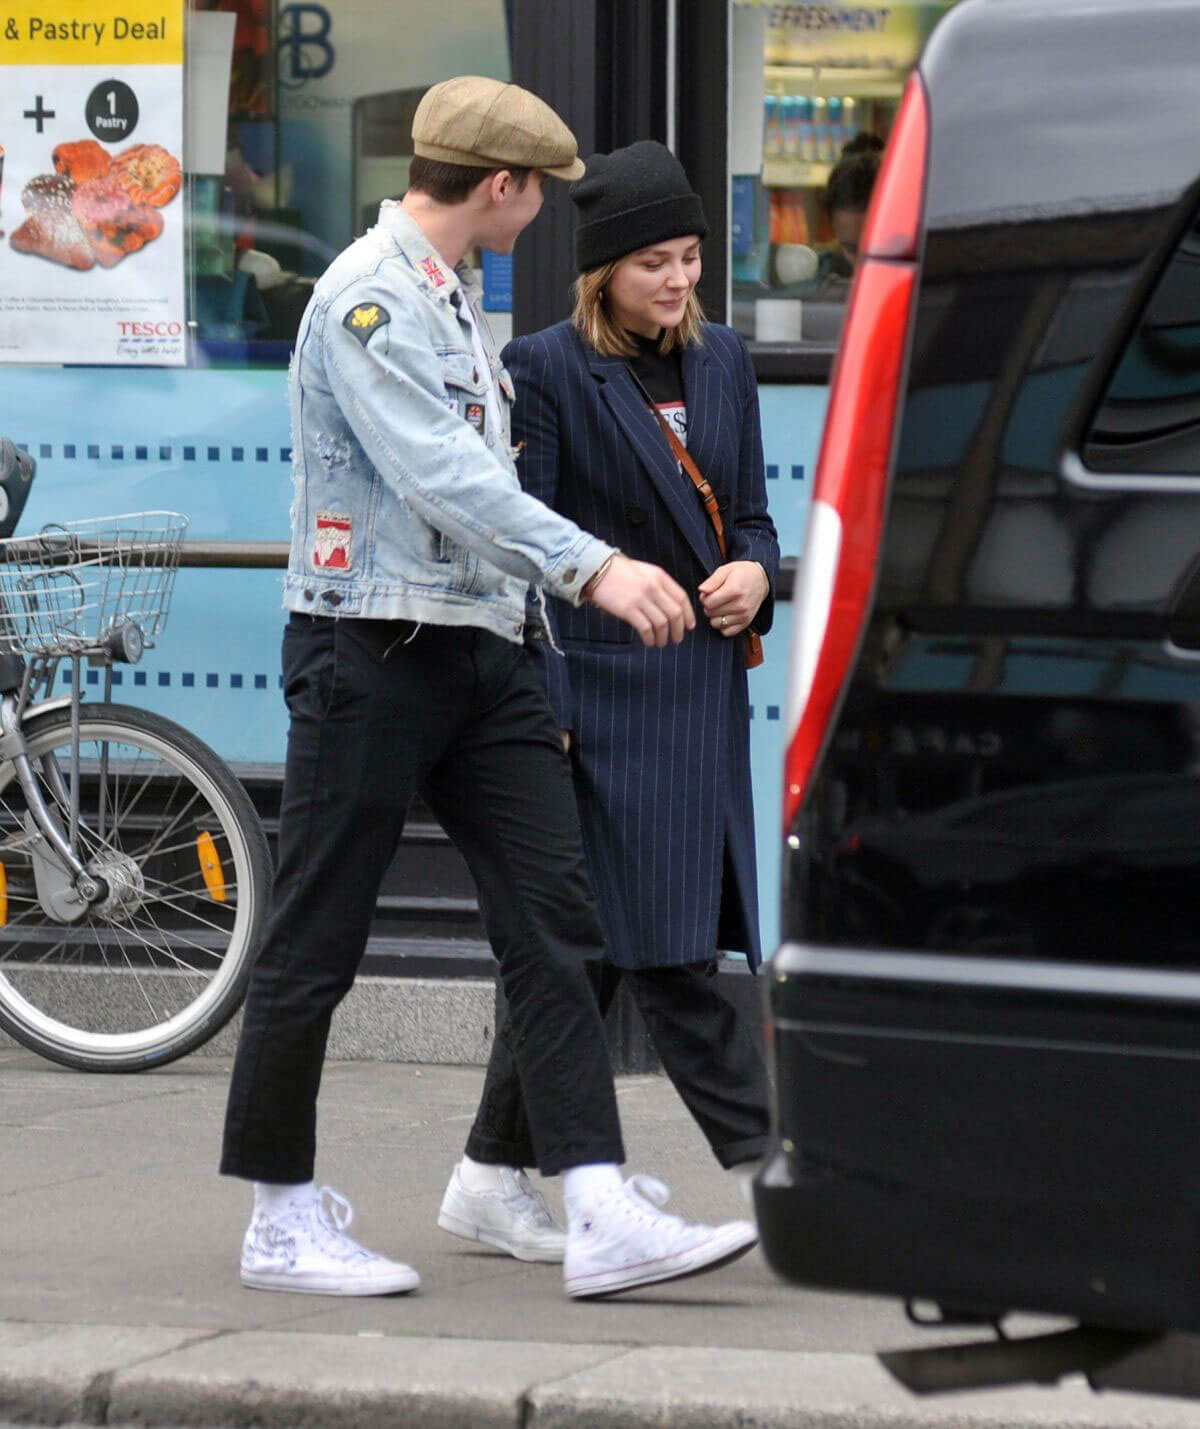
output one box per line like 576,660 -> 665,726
587,346 -> 722,573
681,340 -> 723,496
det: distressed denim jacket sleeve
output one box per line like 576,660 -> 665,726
318,286 -> 612,605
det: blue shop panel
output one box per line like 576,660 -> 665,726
758,382 -> 824,560
744,382 -> 825,957
747,603 -> 796,959
0,367 -> 827,949
2,368 -> 292,540
2,366 -> 293,765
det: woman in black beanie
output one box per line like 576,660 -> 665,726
439,141 -> 779,1254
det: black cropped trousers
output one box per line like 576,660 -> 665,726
468,958 -> 769,1171
221,613 -> 624,1183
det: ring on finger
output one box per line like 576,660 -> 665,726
720,615 -> 728,628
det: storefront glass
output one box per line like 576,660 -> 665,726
0,0 -> 873,955
0,0 -> 511,371
730,0 -> 953,348
188,0 -> 511,365
0,0 -> 513,772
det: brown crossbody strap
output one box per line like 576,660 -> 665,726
626,364 -> 764,669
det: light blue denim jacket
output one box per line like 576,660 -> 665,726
284,201 -> 613,641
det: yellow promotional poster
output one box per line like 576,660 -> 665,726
0,0 -> 185,365
753,2 -> 953,69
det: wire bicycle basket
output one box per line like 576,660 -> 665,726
0,512 -> 189,660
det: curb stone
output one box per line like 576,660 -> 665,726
0,1323 -> 212,1424
106,1333 -> 627,1429
5,1325 -> 1200,1429
526,1345 -> 1200,1428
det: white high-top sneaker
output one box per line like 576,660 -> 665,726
240,1185 -> 420,1296
437,1161 -> 567,1262
564,1174 -> 758,1299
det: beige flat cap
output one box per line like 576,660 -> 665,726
412,76 -> 585,181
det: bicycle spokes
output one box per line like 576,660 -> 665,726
0,705 -> 268,1066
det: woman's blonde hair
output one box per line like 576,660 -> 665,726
571,260 -> 706,359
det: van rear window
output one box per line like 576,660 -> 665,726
1084,216 -> 1200,476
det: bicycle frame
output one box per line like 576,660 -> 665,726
0,653 -> 118,910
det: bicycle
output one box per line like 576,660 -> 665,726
0,440 -> 271,1071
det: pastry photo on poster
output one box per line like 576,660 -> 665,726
0,0 -> 185,365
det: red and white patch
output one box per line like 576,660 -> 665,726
419,255 -> 446,287
312,511 -> 352,570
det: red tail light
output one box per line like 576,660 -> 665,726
782,72 -> 929,831
860,75 -> 929,261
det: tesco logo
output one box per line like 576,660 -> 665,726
117,321 -> 183,337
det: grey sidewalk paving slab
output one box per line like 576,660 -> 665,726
0,1052 -> 898,1351
0,1323 -> 213,1424
105,1331 -> 628,1429
5,1051 -> 1200,1428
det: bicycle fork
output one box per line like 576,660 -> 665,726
0,689 -> 107,923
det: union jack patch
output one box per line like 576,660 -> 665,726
419,255 -> 447,287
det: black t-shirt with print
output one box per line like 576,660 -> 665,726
628,331 -> 687,446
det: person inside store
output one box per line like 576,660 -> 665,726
437,140 -> 780,1258
219,80 -> 759,1302
814,131 -> 883,289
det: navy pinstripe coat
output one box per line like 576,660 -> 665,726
503,319 -> 779,971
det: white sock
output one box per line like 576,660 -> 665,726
458,1155 -> 511,1193
253,1180 -> 316,1219
563,1162 -> 624,1222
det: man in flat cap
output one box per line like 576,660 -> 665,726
220,77 -> 757,1301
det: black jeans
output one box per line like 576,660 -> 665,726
468,959 -> 770,1171
221,614 -> 624,1183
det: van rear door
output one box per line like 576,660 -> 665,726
756,0 -> 1200,1334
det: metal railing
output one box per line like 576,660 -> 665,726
175,544 -> 801,594
177,542 -> 288,569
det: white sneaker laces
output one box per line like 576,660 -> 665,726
621,1174 -> 691,1232
309,1185 -> 371,1262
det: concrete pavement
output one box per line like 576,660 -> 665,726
3,1043 -> 1200,1427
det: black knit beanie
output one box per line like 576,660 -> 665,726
571,140 -> 708,272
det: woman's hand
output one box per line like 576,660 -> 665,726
698,561 -> 770,637
561,730 -> 572,754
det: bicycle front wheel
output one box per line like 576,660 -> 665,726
0,702 -> 271,1071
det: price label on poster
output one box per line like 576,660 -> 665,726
0,0 -> 185,365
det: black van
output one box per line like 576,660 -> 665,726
752,0 -> 1200,1346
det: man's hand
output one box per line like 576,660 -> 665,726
586,554 -> 696,647
698,561 -> 770,637
561,730 -> 572,753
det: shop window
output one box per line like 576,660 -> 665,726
0,1 -> 511,372
729,1 -> 953,349
1083,212 -> 1200,476
186,0 -> 511,369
